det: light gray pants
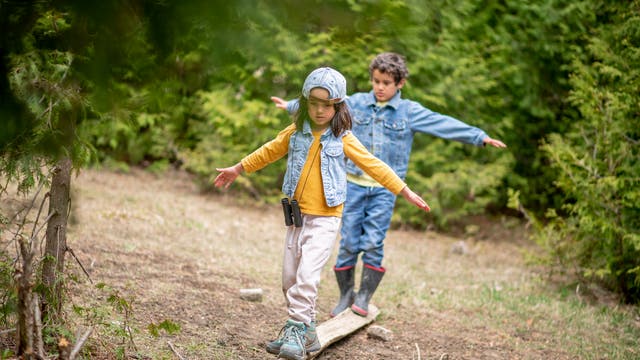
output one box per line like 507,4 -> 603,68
282,214 -> 341,325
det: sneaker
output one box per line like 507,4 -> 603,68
278,320 -> 306,360
266,322 -> 288,355
266,320 -> 319,355
305,321 -> 320,353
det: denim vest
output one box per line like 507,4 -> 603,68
345,91 -> 487,179
281,121 -> 348,207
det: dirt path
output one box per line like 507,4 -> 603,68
65,168 -> 568,359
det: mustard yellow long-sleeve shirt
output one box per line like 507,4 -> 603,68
241,124 -> 406,217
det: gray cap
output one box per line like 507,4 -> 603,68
302,67 -> 346,103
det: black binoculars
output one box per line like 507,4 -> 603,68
281,198 -> 302,227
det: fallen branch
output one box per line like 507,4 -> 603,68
67,247 -> 93,284
414,343 -> 421,360
168,341 -> 186,360
69,327 -> 93,360
0,328 -> 16,335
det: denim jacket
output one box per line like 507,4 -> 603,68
287,91 -> 487,180
282,121 -> 348,207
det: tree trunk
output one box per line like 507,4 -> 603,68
41,156 -> 72,318
16,237 -> 35,358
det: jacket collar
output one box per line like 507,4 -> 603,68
302,120 -> 333,139
366,90 -> 402,109
301,120 -> 313,135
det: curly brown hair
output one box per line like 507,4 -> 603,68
369,52 -> 409,85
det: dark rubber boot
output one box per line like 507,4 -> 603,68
351,265 -> 385,317
330,265 -> 355,317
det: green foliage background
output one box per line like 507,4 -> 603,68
1,0 -> 638,301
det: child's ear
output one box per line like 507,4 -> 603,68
397,79 -> 406,89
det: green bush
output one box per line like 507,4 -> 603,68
399,144 -> 514,229
183,87 -> 288,198
536,1 -> 640,302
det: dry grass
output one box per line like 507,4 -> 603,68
1,167 -> 639,359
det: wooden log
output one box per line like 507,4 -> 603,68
307,304 -> 380,359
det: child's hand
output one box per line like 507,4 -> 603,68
399,186 -> 431,212
483,137 -> 507,148
270,96 -> 289,110
214,163 -> 243,189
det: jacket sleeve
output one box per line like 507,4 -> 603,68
241,124 -> 295,173
342,132 -> 406,195
286,99 -> 299,115
408,100 -> 487,146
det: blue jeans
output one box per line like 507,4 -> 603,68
335,182 -> 397,268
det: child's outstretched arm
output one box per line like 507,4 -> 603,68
343,132 -> 431,212
214,163 -> 244,189
270,96 -> 289,110
399,186 -> 431,212
482,136 -> 507,148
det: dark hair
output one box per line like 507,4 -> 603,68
294,96 -> 352,137
369,52 -> 409,85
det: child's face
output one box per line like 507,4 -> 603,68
371,69 -> 405,102
307,88 -> 336,130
